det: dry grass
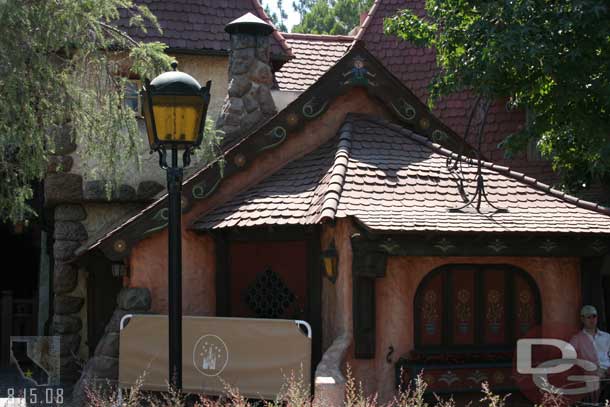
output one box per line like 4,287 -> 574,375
82,369 -> 610,407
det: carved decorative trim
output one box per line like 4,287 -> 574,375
192,178 -> 221,200
352,233 -> 610,257
391,98 -> 416,121
302,97 -> 328,119
487,239 -> 507,253
539,239 -> 557,253
256,126 -> 287,152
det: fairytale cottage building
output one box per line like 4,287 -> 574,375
2,0 -> 610,404
69,15 -> 610,404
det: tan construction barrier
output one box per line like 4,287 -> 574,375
118,315 -> 311,399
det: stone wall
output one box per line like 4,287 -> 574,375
70,53 -> 228,193
71,288 -> 152,406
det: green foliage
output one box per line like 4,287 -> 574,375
292,0 -> 374,35
0,0 -> 173,222
384,0 -> 610,192
263,0 -> 289,32
292,0 -> 318,20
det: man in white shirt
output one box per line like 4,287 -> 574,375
570,305 -> 610,402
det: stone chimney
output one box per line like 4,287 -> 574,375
217,13 -> 277,146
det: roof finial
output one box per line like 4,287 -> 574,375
448,97 -> 507,214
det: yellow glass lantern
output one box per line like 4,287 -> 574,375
142,62 -> 211,150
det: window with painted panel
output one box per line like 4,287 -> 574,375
414,264 -> 541,351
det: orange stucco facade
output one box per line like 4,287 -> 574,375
126,87 -> 389,315
351,255 -> 580,401
129,230 -> 216,315
123,85 -> 585,404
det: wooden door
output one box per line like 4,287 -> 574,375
86,253 -> 123,356
228,241 -> 308,320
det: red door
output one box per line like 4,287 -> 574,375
228,240 -> 308,320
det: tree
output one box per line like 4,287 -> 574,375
0,0 -> 173,223
385,0 -> 610,193
292,0 -> 374,35
262,0 -> 288,32
292,0 -> 318,21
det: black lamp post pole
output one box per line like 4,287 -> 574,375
167,146 -> 183,390
143,63 -> 211,392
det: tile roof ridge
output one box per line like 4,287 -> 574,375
354,0 -> 382,41
249,0 -> 294,58
358,115 -> 610,218
317,120 -> 353,223
282,32 -> 355,42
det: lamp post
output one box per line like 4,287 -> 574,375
141,62 -> 211,391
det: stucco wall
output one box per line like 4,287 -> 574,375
174,53 -> 228,120
71,53 -> 229,189
128,230 -> 216,316
81,203 -> 144,238
344,255 -> 581,402
124,88 -> 389,313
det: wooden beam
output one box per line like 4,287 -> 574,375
582,257 -> 606,330
352,234 -> 610,258
213,231 -> 230,317
1,291 -> 13,367
353,276 -> 376,358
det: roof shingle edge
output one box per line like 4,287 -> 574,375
354,0 -> 382,41
249,0 -> 294,59
317,122 -> 352,222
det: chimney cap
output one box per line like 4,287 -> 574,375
225,12 -> 274,36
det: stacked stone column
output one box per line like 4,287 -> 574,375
71,288 -> 151,405
216,31 -> 277,145
51,204 -> 88,385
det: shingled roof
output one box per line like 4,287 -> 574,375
275,33 -> 354,91
194,114 -> 610,234
117,0 -> 293,63
355,0 -> 556,183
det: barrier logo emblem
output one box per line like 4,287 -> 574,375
193,334 -> 229,377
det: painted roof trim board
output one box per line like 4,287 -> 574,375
71,42 -> 608,263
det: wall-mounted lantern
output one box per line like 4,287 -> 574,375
111,263 -> 127,278
321,241 -> 339,283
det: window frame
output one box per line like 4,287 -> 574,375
414,264 -> 542,353
124,78 -> 143,117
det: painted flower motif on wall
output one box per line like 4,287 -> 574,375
517,289 -> 534,333
456,289 -> 472,334
422,290 -> 439,335
486,289 -> 504,334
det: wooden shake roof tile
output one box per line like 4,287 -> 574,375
194,114 -> 610,233
275,33 -> 354,91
